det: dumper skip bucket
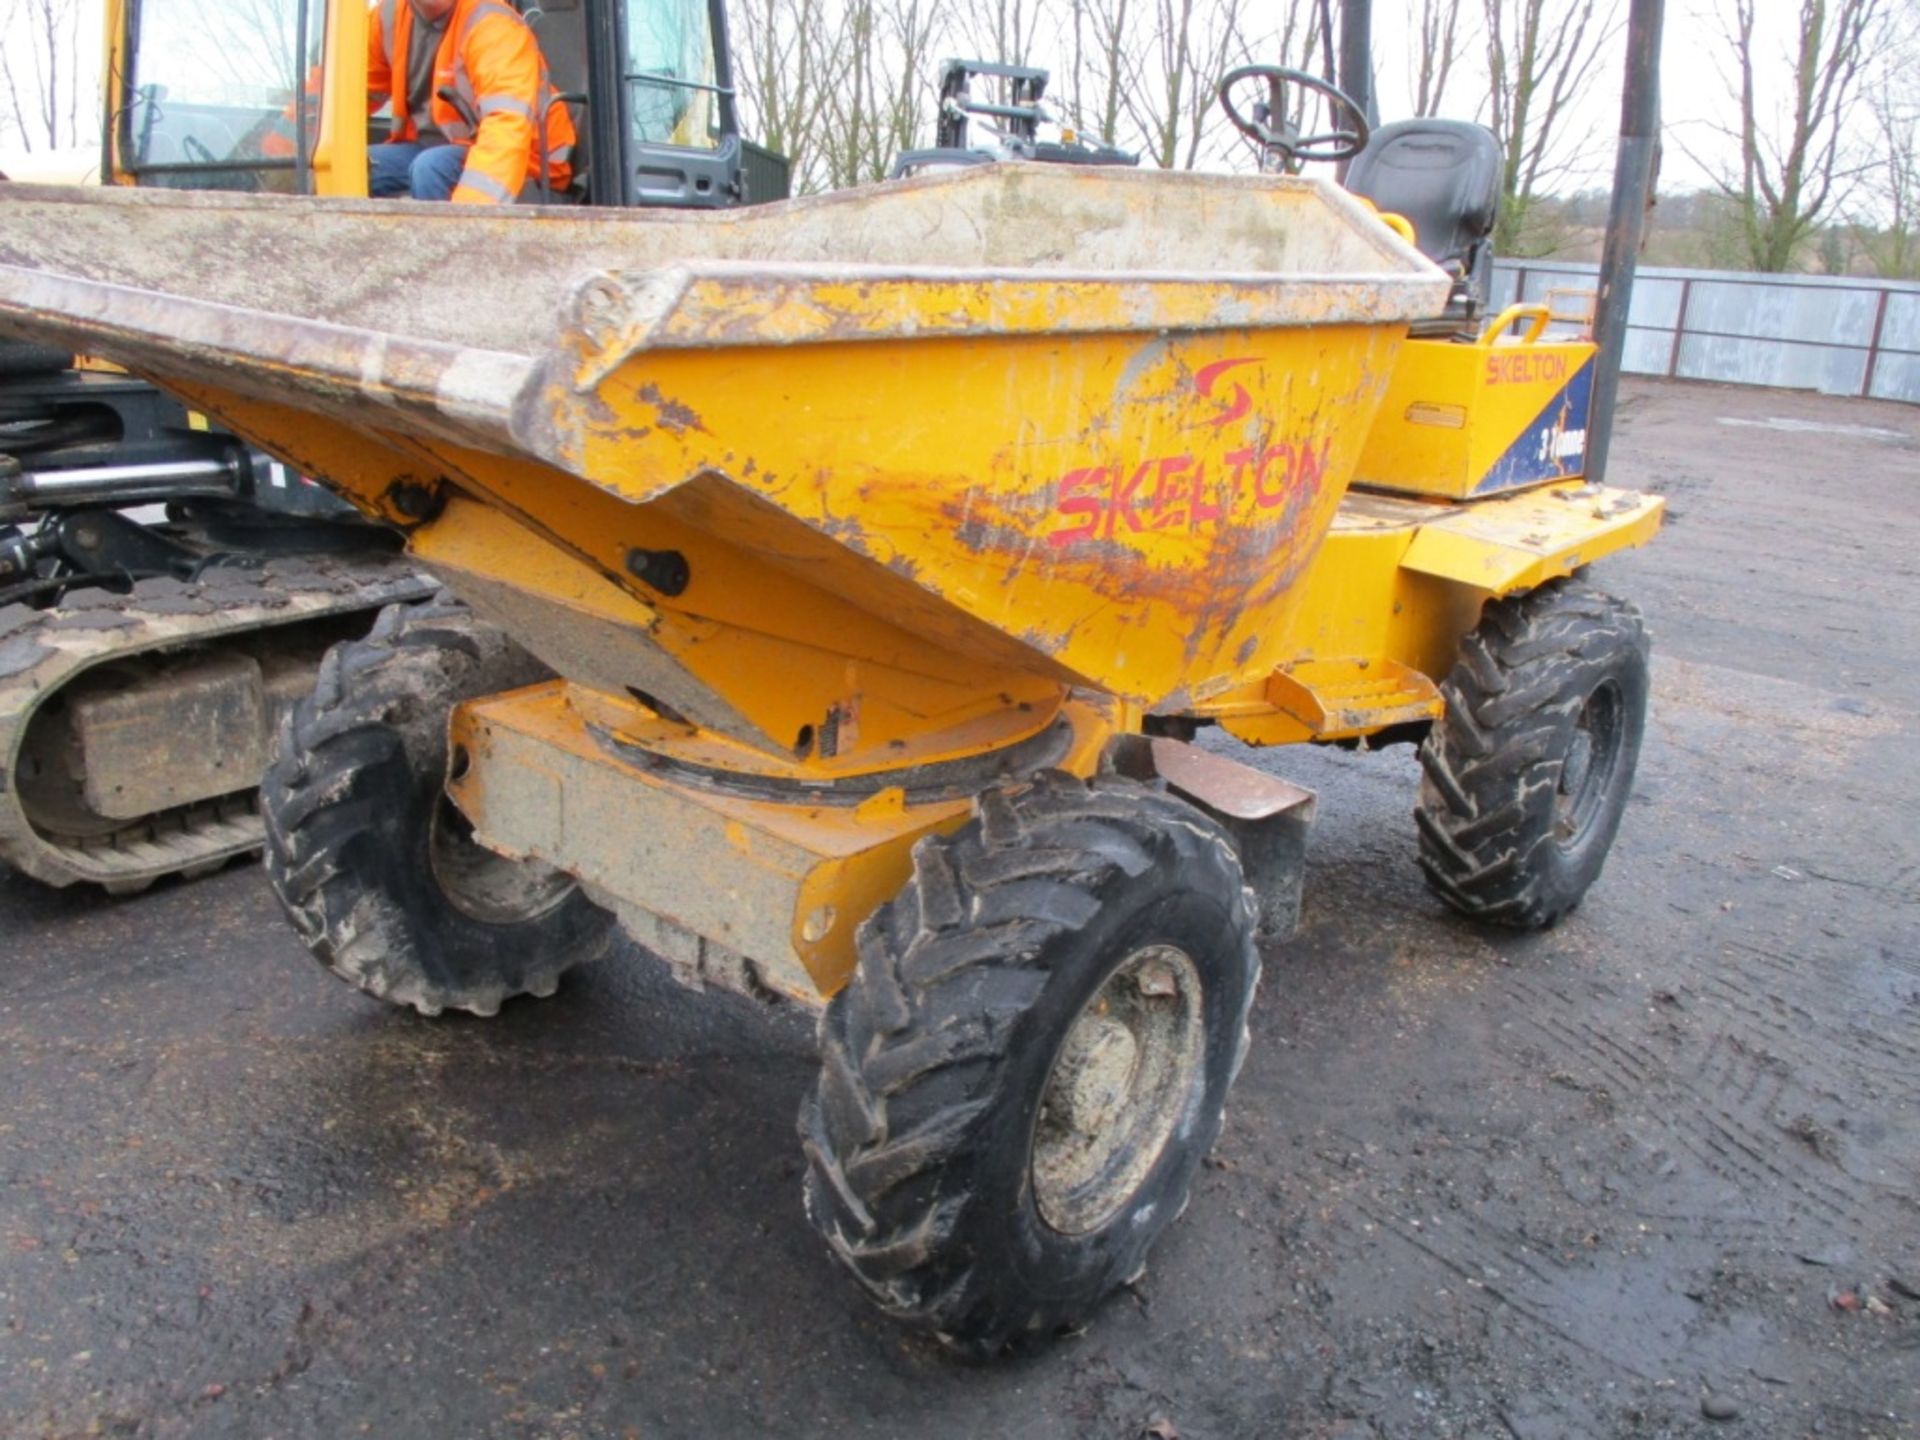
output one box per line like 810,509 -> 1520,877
0,165 -> 1449,757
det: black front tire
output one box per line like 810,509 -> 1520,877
262,594 -> 614,1016
1416,578 -> 1649,929
800,771 -> 1259,1355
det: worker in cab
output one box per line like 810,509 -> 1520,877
365,0 -> 575,204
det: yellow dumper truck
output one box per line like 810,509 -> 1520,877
0,33 -> 1661,1350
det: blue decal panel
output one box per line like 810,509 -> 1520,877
1474,359 -> 1595,495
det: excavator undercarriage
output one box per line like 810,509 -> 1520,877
1,340 -> 429,890
0,553 -> 429,891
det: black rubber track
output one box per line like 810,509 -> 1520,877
1416,578 -> 1650,929
261,593 -> 613,1016
799,771 -> 1259,1356
0,550 -> 432,891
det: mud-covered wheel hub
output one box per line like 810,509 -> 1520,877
427,797 -> 575,926
1553,679 -> 1624,851
261,594 -> 614,1016
1032,943 -> 1204,1235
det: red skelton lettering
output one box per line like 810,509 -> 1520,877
1484,352 -> 1569,385
1051,466 -> 1110,545
1047,435 -> 1329,548
1104,460 -> 1153,537
1149,456 -> 1195,530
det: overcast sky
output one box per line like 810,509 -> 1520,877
1366,0 -> 1847,197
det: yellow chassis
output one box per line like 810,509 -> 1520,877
436,468 -> 1659,1004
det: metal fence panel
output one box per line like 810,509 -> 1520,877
1879,291 -> 1920,352
1621,325 -> 1675,375
1677,331 -> 1868,394
1490,259 -> 1920,403
1622,275 -> 1687,331
1869,352 -> 1920,403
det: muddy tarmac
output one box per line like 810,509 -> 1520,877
2,377 -> 1916,1438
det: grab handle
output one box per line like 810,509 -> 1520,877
1477,303 -> 1552,346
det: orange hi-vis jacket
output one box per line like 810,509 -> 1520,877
369,0 -> 575,203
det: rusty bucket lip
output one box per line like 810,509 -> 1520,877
0,162 -> 1448,353
558,258 -> 1449,381
0,161 -> 1435,265
0,251 -> 1446,445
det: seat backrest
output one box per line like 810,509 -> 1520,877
1345,119 -> 1501,277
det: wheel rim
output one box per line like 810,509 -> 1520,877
1030,943 -> 1206,1236
1554,679 -> 1624,851
428,796 -> 576,926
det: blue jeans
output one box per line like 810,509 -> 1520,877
367,141 -> 466,200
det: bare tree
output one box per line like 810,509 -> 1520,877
1,0 -> 86,152
1853,79 -> 1920,279
1407,0 -> 1468,118
735,0 -> 947,192
1480,0 -> 1617,254
1060,0 -> 1133,147
733,0 -> 838,191
1100,0 -> 1319,170
956,0 -> 1052,70
1122,0 -> 1249,169
196,0 -> 304,99
815,0 -> 945,186
1710,0 -> 1889,273
735,0 -> 1321,189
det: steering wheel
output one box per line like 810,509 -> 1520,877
1217,65 -> 1370,172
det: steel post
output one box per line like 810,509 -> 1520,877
1336,0 -> 1376,180
1587,0 -> 1664,485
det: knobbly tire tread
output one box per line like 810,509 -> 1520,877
799,771 -> 1260,1356
1416,578 -> 1650,929
261,592 -> 613,1017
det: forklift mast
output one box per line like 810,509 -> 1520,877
892,58 -> 1137,177
934,59 -> 1048,151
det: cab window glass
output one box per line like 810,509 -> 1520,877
125,0 -> 309,180
626,0 -> 715,150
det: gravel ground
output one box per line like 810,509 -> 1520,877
1,376 -> 1915,1439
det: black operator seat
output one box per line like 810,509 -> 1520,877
1344,119 -> 1502,337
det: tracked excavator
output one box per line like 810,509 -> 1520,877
0,0 -> 785,892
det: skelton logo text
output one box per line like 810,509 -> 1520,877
1484,352 -> 1569,386
1047,437 -> 1329,548
1044,357 -> 1327,548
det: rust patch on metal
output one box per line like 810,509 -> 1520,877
635,383 -> 709,437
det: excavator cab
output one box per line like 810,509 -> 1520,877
104,0 -> 788,205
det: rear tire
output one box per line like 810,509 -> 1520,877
800,772 -> 1259,1355
1416,579 -> 1649,928
261,594 -> 613,1016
